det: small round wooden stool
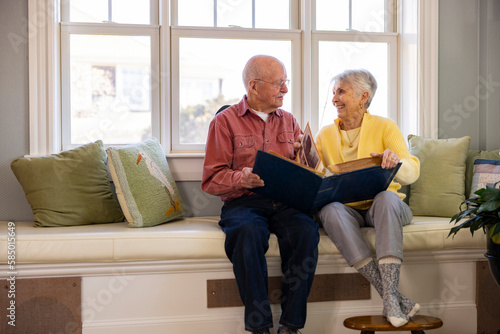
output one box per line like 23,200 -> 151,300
343,315 -> 443,334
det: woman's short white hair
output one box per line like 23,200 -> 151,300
332,69 -> 378,109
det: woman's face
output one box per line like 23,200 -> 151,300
332,80 -> 364,120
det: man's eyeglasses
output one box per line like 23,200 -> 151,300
254,79 -> 290,88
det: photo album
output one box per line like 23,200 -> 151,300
251,123 -> 401,213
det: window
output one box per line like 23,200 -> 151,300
316,0 -> 387,32
174,37 -> 292,146
313,0 -> 397,132
176,0 -> 290,29
60,0 -> 159,149
170,0 -> 300,152
30,0 -> 438,180
61,0 -> 394,151
68,0 -> 151,24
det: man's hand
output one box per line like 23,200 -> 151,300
293,134 -> 304,153
241,167 -> 265,188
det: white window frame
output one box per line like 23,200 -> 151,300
170,26 -> 302,152
169,0 -> 301,152
59,22 -> 161,150
310,31 -> 399,135
28,0 -> 439,181
309,0 -> 399,136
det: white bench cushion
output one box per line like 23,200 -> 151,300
0,216 -> 486,264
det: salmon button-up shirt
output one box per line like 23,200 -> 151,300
202,95 -> 303,202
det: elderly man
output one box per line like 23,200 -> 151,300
202,55 -> 319,334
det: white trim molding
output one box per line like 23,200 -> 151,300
28,0 -> 61,156
398,0 -> 439,141
418,0 -> 439,139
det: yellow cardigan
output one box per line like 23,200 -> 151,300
315,112 -> 420,203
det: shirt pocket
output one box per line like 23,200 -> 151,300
232,135 -> 256,170
277,131 -> 295,144
277,131 -> 295,157
233,135 -> 255,149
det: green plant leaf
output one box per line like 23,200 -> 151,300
448,215 -> 483,237
478,200 -> 500,213
449,186 -> 500,239
450,209 -> 475,224
478,186 -> 500,202
474,187 -> 486,196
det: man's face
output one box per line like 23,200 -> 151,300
254,65 -> 288,113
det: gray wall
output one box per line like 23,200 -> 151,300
0,0 -> 32,221
438,0 -> 500,149
1,0 -> 499,221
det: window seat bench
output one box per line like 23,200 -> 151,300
0,216 -> 489,334
0,216 -> 485,264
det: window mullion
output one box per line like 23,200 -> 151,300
61,22 -> 160,35
170,0 -> 178,26
160,0 -> 171,153
252,0 -> 256,29
312,30 -> 398,41
108,0 -> 112,22
302,0 -> 314,129
349,0 -> 353,30
150,0 -> 159,25
214,0 -> 217,27
60,27 -> 71,151
385,0 -> 396,33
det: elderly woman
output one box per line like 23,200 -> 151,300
316,69 -> 420,327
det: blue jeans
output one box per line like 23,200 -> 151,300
220,194 -> 319,332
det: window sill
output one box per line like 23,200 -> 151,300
166,153 -> 204,181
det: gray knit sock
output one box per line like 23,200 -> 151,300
357,260 -> 419,318
357,259 -> 384,297
399,293 -> 420,317
379,263 -> 408,327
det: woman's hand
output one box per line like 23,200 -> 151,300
371,149 -> 400,169
241,167 -> 265,188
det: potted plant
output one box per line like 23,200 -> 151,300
449,185 -> 500,286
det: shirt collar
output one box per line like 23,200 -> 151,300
239,95 -> 283,118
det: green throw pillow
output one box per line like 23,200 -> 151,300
107,138 -> 185,227
408,135 -> 471,217
10,140 -> 125,227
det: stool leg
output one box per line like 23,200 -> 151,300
360,331 -> 375,334
411,331 -> 425,334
